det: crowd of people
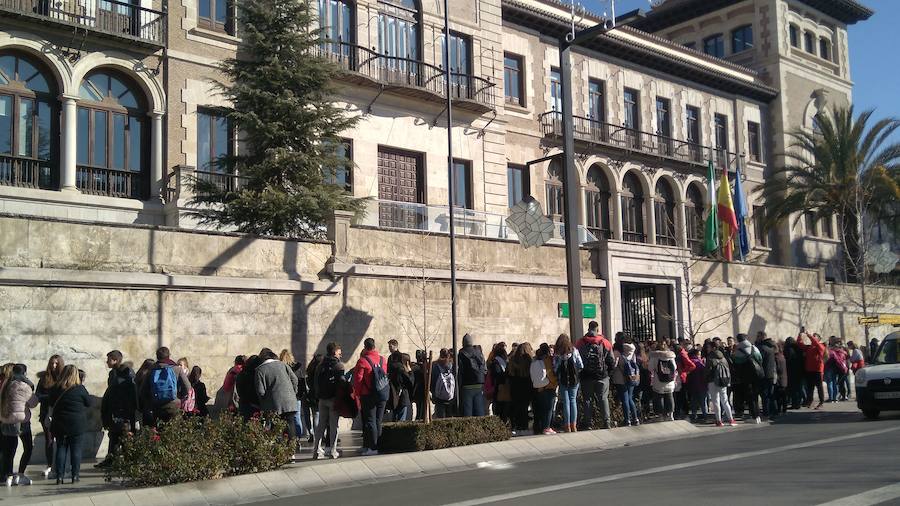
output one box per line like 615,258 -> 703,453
0,325 -> 878,487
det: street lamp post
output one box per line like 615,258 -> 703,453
557,17 -> 616,342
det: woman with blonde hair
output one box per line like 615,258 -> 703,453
49,365 -> 91,484
279,349 -> 307,440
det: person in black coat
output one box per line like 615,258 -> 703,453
236,355 -> 261,420
189,366 -> 210,417
97,351 -> 136,468
49,365 -> 91,484
412,350 -> 426,420
389,353 -> 415,421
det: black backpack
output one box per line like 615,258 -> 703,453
364,356 -> 390,403
713,360 -> 731,387
559,356 -> 578,386
582,343 -> 607,378
656,358 -> 675,383
316,360 -> 339,400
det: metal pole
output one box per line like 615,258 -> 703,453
558,39 -> 584,342
442,0 -> 460,412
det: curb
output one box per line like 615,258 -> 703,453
20,420 -> 747,506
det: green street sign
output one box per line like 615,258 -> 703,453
558,303 -> 597,319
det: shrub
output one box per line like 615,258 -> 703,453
107,414 -> 294,487
379,416 -> 510,453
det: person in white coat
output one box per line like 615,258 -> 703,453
648,342 -> 678,421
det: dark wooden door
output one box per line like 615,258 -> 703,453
377,148 -> 422,229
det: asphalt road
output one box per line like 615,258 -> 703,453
254,407 -> 900,506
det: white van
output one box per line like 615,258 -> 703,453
855,331 -> 900,419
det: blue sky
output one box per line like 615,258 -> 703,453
582,0 -> 900,122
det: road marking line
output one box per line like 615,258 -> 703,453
816,483 -> 900,506
441,426 -> 900,506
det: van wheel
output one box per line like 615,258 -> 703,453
862,408 -> 880,420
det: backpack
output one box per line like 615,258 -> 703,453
316,361 -> 339,400
559,356 -> 578,386
623,357 -> 640,386
150,365 -> 178,404
363,356 -> 390,403
181,387 -> 197,413
656,358 -> 675,383
434,365 -> 456,402
582,343 -> 607,378
713,360 -> 731,388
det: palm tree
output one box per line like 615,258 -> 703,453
758,106 -> 899,290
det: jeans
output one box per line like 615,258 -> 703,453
533,389 -> 557,434
733,382 -> 759,418
581,378 -> 611,428
690,391 -> 708,418
18,424 -> 33,474
0,435 -> 17,478
708,383 -> 734,423
460,387 -> 485,417
106,426 -> 124,463
360,397 -> 386,451
825,369 -> 838,401
655,392 -> 674,418
804,372 -> 824,406
617,383 -> 639,425
840,373 -> 850,400
394,405 -> 410,422
54,433 -> 83,480
280,412 -> 297,441
558,384 -> 579,427
313,399 -> 340,458
40,421 -> 54,472
433,403 -> 451,419
293,400 -> 305,438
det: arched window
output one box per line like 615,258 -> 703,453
0,52 -> 57,189
654,178 -> 677,246
545,160 -> 564,219
377,0 -> 420,75
585,165 -> 611,240
621,171 -> 645,243
76,69 -> 148,199
685,183 -> 704,255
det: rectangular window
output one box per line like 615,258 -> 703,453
76,107 -> 89,165
507,164 -> 529,208
324,140 -> 352,191
0,95 -> 11,155
549,68 -> 562,112
656,97 -> 671,137
789,25 -> 799,48
732,25 -> 753,53
442,32 -> 471,95
686,106 -> 700,144
37,101 -> 51,161
112,113 -> 126,170
452,159 -> 472,209
804,211 -> 817,236
753,206 -> 768,247
93,110 -> 107,167
199,0 -> 233,34
748,121 -> 762,162
804,32 -> 815,54
715,114 -> 728,151
127,117 -> 143,172
503,53 -> 524,106
197,109 -> 233,173
17,98 -> 33,158
588,79 -> 605,123
821,217 -> 834,239
703,34 -> 724,58
624,88 -> 640,149
819,38 -> 830,61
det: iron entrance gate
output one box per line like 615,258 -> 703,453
621,283 -> 656,342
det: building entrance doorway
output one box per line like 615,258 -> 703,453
620,282 -> 675,341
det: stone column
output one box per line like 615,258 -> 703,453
60,95 -> 79,192
676,199 -> 688,248
327,209 -> 355,263
612,193 -> 623,241
646,195 -> 656,245
149,111 -> 164,202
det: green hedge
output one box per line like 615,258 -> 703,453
107,414 -> 295,487
379,416 -> 511,453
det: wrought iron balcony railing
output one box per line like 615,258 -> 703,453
0,0 -> 166,47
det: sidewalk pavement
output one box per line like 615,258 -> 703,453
1,403 -> 815,506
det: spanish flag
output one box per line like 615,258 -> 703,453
717,169 -> 738,261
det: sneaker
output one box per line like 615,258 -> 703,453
360,448 -> 379,456
313,452 -> 325,460
729,420 -> 738,427
17,476 -> 31,486
329,452 -> 340,460
356,447 -> 369,455
510,430 -> 517,437
542,428 -> 557,435
715,421 -> 724,427
815,402 -> 824,410
5,475 -> 14,487
43,468 -> 52,479
754,417 -> 761,425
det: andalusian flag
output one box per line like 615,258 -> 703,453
703,160 -> 719,255
717,168 -> 738,261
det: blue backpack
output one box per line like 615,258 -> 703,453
623,357 -> 640,386
150,365 -> 178,404
363,356 -> 390,403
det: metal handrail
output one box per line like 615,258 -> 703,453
317,40 -> 495,107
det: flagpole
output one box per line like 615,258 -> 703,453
442,0 -> 460,412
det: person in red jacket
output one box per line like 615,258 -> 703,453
796,330 -> 825,409
352,338 -> 386,456
574,321 -> 612,351
673,344 -> 696,419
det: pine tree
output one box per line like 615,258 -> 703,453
189,0 -> 361,238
